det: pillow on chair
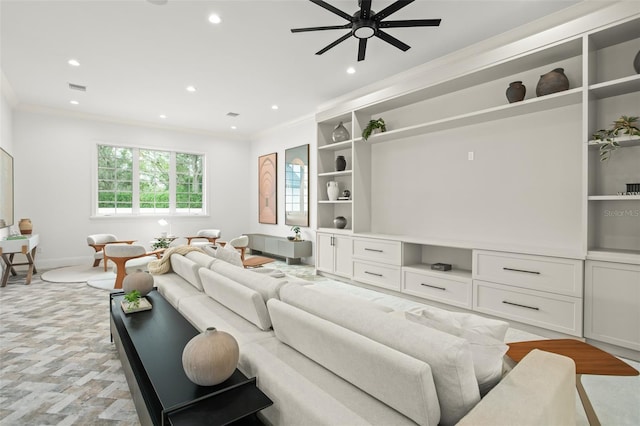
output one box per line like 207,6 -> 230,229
213,243 -> 243,267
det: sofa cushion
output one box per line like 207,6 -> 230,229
241,337 -> 418,426
153,273 -> 202,308
406,305 -> 509,341
170,253 -> 203,291
185,251 -> 215,269
199,268 -> 271,331
209,259 -> 285,302
308,285 -> 394,313
214,243 -> 244,267
402,311 -> 508,395
268,299 -> 440,426
279,283 -> 479,426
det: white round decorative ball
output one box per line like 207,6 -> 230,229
122,271 -> 154,296
182,327 -> 239,386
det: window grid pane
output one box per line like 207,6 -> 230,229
97,146 -> 133,215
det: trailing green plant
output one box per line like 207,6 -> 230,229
592,115 -> 640,161
151,238 -> 170,250
362,118 -> 387,141
124,290 -> 141,308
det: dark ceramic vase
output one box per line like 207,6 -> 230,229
634,50 -> 640,74
333,216 -> 347,229
335,155 -> 346,171
536,68 -> 569,97
506,81 -> 526,103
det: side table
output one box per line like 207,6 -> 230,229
507,338 -> 639,426
0,234 -> 39,287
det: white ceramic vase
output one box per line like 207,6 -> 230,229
182,327 -> 239,386
327,181 -> 339,201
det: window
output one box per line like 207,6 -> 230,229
96,144 -> 205,216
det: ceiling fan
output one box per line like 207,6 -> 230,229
291,0 -> 441,61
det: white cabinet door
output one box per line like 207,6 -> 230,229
334,235 -> 353,277
316,233 -> 335,273
585,260 -> 640,351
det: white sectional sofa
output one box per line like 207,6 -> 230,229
152,251 -> 577,425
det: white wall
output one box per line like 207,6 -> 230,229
249,116 -> 316,263
13,109 -> 251,268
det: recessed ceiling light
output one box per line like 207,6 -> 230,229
186,85 -> 196,92
68,59 -> 80,67
208,14 -> 221,24
231,126 -> 237,130
271,105 -> 279,110
70,100 -> 79,105
159,114 -> 167,119
347,67 -> 356,74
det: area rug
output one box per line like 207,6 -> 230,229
41,264 -> 106,283
86,272 -> 118,291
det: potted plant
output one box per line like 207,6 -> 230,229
290,226 -> 302,241
362,118 -> 387,140
121,290 -> 152,313
151,237 -> 171,250
592,115 -> 640,161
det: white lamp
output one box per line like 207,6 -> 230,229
158,218 -> 172,237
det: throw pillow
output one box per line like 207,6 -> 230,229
407,305 -> 509,341
405,311 -> 508,395
213,243 -> 243,267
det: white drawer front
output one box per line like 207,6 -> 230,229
403,270 -> 472,308
473,250 -> 583,297
473,280 -> 582,336
353,238 -> 401,265
353,260 -> 401,291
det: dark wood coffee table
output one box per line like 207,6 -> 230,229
507,339 -> 638,426
110,290 -> 272,425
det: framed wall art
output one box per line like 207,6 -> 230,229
0,148 -> 14,228
285,144 -> 309,227
258,152 -> 277,224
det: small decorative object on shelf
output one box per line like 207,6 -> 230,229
333,216 -> 347,229
327,181 -> 339,201
340,189 -> 351,200
123,271 -> 154,297
332,121 -> 350,143
121,290 -> 152,314
18,218 -> 33,235
182,327 -> 239,386
626,183 -> 640,194
431,263 -> 452,271
362,118 -> 387,140
335,155 -> 346,171
536,68 -> 569,97
634,50 -> 640,74
592,115 -> 640,161
291,226 -> 302,241
506,81 -> 526,103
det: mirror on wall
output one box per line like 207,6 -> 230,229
285,144 -> 309,227
0,148 -> 14,228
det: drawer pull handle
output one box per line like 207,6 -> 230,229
502,300 -> 540,311
365,271 -> 383,277
421,283 -> 446,291
364,248 -> 383,253
503,267 -> 540,275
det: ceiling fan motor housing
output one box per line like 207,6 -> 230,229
352,11 -> 377,39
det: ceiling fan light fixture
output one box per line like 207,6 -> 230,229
353,21 -> 376,39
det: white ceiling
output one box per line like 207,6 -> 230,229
1,0 -> 587,140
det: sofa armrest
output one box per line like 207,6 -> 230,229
457,349 -> 576,426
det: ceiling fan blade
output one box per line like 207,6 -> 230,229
379,19 -> 441,28
316,32 -> 352,55
357,38 -> 367,61
291,24 -> 352,33
308,0 -> 353,21
374,0 -> 415,22
376,30 -> 411,51
359,0 -> 372,20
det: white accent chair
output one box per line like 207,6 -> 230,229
185,229 -> 221,247
103,244 -> 163,289
87,234 -> 135,268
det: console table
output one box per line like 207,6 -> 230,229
0,234 -> 39,287
110,291 -> 272,425
246,234 -> 312,265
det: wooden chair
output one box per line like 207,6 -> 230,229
104,244 -> 163,289
87,234 -> 135,268
221,235 -> 274,268
185,229 -> 222,247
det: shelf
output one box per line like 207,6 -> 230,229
588,195 -> 640,201
318,140 -> 352,151
362,88 -> 583,144
403,263 -> 472,282
317,227 -> 352,234
587,135 -> 640,149
587,248 -> 640,265
589,74 -> 640,99
318,200 -> 353,204
318,170 -> 353,177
